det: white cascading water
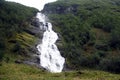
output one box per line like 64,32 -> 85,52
6,0 -> 64,73
36,13 -> 65,73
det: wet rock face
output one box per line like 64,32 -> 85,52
31,18 -> 41,27
24,17 -> 44,39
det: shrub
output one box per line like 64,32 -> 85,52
79,54 -> 101,68
99,56 -> 120,73
109,27 -> 120,48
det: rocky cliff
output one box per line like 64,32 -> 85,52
42,2 -> 79,14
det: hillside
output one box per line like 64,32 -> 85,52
0,0 -> 39,63
0,0 -> 120,79
42,0 -> 120,73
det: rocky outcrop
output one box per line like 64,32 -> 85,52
15,16 -> 44,67
42,3 -> 79,15
24,17 -> 44,39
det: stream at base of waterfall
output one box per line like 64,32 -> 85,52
36,13 -> 65,73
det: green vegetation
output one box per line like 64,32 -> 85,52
0,62 -> 120,80
43,0 -> 120,73
0,0 -> 38,62
0,0 -> 120,79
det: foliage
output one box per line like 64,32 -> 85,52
0,0 -> 38,61
109,26 -> 120,48
100,55 -> 120,73
44,0 -> 120,73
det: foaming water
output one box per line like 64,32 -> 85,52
5,0 -> 64,73
36,13 -> 65,73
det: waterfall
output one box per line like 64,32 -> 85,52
36,13 -> 65,73
5,0 -> 64,73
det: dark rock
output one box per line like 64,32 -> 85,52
77,71 -> 83,74
8,40 -> 17,43
15,60 -> 22,64
42,3 -> 79,15
24,24 -> 43,39
23,55 -> 42,68
31,18 -> 40,27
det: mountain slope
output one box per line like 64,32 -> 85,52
42,0 -> 120,73
0,0 -> 38,62
0,0 -> 120,79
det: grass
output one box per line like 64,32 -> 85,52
16,32 -> 37,48
0,62 -> 120,80
1,31 -> 39,63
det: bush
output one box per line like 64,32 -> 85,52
0,0 -> 38,62
99,56 -> 120,73
0,40 -> 5,61
0,50 -> 4,61
92,13 -> 116,32
79,53 -> 101,68
46,0 -> 120,73
109,27 -> 120,48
